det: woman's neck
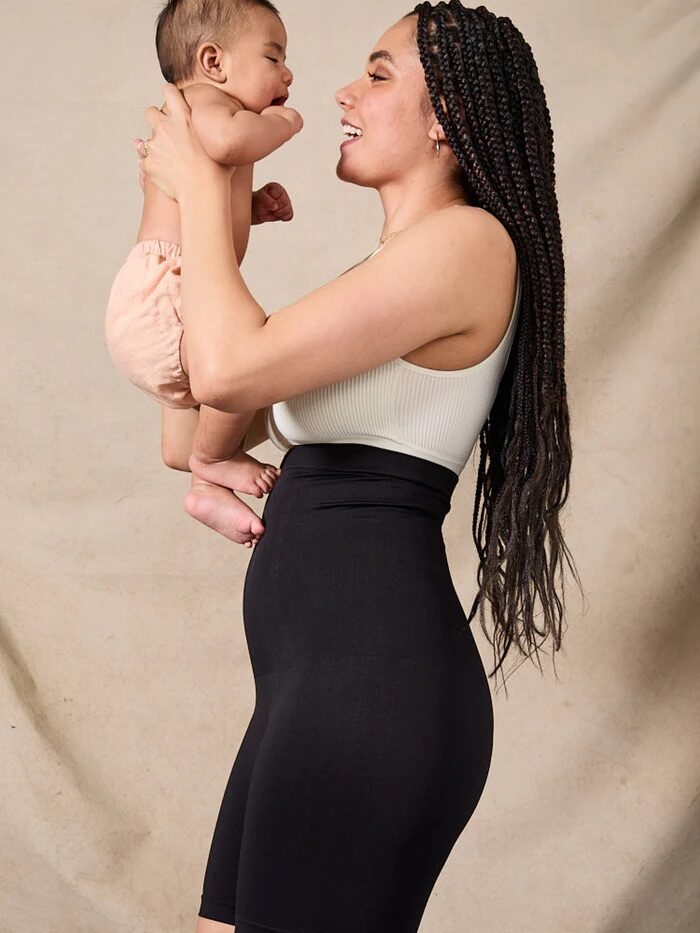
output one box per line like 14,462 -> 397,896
377,180 -> 468,243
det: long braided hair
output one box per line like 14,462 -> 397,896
407,2 -> 582,688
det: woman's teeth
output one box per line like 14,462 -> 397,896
343,125 -> 363,138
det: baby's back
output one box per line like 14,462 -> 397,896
136,83 -> 254,255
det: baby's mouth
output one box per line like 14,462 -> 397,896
270,96 -> 287,106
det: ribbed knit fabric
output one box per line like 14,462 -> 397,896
266,262 -> 521,476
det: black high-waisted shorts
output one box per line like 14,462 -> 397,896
198,442 -> 494,932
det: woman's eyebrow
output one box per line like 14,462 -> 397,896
368,50 -> 396,66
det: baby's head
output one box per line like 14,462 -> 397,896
155,0 -> 293,112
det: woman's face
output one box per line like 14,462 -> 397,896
335,15 -> 438,188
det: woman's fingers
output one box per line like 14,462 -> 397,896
162,83 -> 192,120
143,105 -> 165,132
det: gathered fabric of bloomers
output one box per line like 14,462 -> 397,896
104,239 -> 197,409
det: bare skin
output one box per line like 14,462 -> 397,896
161,407 -> 274,548
161,404 -> 274,549
135,7 -> 299,547
196,920 -> 234,933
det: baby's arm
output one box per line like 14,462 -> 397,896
182,85 -> 303,166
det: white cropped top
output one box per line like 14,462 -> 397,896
266,248 -> 521,477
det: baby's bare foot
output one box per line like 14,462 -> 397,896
190,451 -> 281,498
184,478 -> 265,548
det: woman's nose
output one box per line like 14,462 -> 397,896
335,83 -> 356,108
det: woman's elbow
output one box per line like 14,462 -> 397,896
191,372 -> 248,414
188,366 -> 221,410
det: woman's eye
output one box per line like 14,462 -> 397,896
367,71 -> 386,82
267,57 -> 279,64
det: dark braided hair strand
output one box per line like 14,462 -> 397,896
408,1 -> 582,689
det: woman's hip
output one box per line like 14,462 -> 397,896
243,443 -> 482,673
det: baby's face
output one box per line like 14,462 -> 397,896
221,6 -> 293,112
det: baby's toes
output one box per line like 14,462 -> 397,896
255,473 -> 273,494
250,514 -> 265,537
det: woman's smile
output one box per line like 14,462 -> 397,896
340,120 -> 364,147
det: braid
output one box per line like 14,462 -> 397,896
409,1 -> 582,690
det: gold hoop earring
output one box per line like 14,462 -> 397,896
435,138 -> 441,157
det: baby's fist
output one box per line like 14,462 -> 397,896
261,104 -> 304,136
251,182 -> 294,225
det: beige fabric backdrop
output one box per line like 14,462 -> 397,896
1,1 -> 699,930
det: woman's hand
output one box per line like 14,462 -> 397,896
133,139 -> 147,192
135,84 -> 232,202
251,182 -> 294,225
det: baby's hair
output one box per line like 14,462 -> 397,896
155,0 -> 281,85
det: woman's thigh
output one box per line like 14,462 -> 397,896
229,655 -> 493,933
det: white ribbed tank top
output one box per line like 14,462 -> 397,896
266,244 -> 521,477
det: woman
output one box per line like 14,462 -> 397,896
138,2 -> 580,930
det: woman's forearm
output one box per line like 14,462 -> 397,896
179,176 -> 266,404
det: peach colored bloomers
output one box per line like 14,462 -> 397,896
104,239 -> 197,409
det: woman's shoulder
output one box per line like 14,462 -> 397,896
438,203 -> 516,259
391,202 -> 517,288
399,203 -> 517,336
392,202 -> 515,262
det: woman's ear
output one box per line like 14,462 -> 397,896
428,120 -> 447,143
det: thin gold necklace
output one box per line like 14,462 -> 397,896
377,202 -> 468,247
378,230 -> 401,246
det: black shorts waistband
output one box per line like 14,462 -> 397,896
279,442 -> 459,500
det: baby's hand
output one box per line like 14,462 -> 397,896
252,182 -> 294,225
260,104 -> 304,136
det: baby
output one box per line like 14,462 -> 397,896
105,0 -> 302,545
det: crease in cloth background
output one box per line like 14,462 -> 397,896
0,0 -> 698,930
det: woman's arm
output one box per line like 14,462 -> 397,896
142,85 -> 514,413
179,182 -> 507,413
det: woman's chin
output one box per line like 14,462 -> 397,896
335,157 -> 374,187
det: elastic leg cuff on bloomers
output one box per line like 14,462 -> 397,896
199,895 -> 300,933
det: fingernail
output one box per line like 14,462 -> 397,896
272,201 -> 279,209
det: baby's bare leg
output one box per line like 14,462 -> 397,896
185,473 -> 265,548
183,404 -> 280,546
180,332 -> 279,493
191,405 -> 281,495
